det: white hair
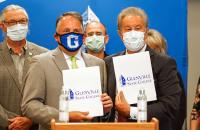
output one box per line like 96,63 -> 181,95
0,4 -> 29,22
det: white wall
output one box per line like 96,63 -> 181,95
187,0 -> 200,129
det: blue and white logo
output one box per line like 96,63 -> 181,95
69,89 -> 74,100
59,32 -> 83,52
68,89 -> 100,100
119,75 -> 126,87
67,35 -> 79,49
119,74 -> 152,87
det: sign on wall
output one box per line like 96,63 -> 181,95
0,0 -> 188,90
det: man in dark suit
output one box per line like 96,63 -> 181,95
104,7 -> 181,130
0,4 -> 48,130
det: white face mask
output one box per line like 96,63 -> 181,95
7,24 -> 28,41
123,30 -> 145,52
85,35 -> 105,53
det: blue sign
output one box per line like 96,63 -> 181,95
0,0 -> 188,91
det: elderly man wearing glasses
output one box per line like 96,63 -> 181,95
0,4 -> 48,130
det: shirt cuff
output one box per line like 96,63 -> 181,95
130,106 -> 137,120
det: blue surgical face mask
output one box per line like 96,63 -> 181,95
57,32 -> 83,52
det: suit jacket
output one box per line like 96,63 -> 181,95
172,72 -> 186,130
21,47 -> 107,130
0,41 -> 48,129
104,46 -> 181,130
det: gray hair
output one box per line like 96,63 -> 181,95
117,7 -> 148,30
56,11 -> 83,28
0,4 -> 29,22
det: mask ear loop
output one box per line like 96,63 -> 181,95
55,32 -> 64,47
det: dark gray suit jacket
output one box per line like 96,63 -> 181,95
0,41 -> 48,129
21,48 -> 107,130
104,46 -> 181,130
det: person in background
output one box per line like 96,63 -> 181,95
21,11 -> 113,130
144,29 -> 167,54
190,76 -> 200,130
145,29 -> 186,130
0,4 -> 48,130
104,7 -> 181,130
84,21 -> 109,59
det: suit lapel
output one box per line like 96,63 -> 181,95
0,41 -> 22,93
22,42 -> 35,88
82,52 -> 93,67
145,45 -> 154,57
52,47 -> 68,73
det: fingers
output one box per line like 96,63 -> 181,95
80,112 -> 89,116
101,94 -> 112,104
8,117 -> 16,123
8,121 -> 17,130
115,91 -> 121,104
119,91 -> 126,103
69,111 -> 93,122
101,93 -> 108,97
80,112 -> 93,119
8,117 -> 18,129
101,96 -> 110,102
101,93 -> 113,105
102,99 -> 112,106
82,115 -> 93,121
101,93 -> 110,101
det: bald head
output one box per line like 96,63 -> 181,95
85,21 -> 107,36
83,21 -> 109,55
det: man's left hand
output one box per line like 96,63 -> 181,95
115,91 -> 130,118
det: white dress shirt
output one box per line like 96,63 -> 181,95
126,44 -> 147,120
62,50 -> 86,69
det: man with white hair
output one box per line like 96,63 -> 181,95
0,4 -> 48,130
105,7 -> 181,130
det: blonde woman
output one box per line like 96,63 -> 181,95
145,29 -> 167,54
145,29 -> 186,130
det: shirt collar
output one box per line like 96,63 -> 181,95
7,41 -> 28,55
63,49 -> 82,60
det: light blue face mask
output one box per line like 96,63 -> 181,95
85,35 -> 105,53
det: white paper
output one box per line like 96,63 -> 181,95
62,66 -> 103,117
113,51 -> 157,104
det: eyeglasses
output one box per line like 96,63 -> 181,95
3,19 -> 28,26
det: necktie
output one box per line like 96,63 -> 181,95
70,56 -> 78,69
